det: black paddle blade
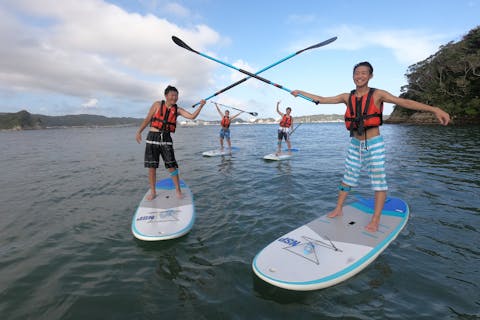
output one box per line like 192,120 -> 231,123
299,36 -> 337,53
172,36 -> 196,52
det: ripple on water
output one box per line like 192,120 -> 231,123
0,125 -> 479,319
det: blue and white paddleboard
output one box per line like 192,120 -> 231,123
202,146 -> 239,157
132,178 -> 195,241
252,197 -> 409,290
263,152 -> 293,161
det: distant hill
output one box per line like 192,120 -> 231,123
0,110 -> 142,130
0,110 -> 349,130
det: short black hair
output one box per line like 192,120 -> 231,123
164,85 -> 178,95
286,107 -> 292,111
353,61 -> 373,74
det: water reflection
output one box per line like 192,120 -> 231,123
217,155 -> 234,175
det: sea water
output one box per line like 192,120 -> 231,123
0,123 -> 478,319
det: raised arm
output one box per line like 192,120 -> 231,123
291,90 -> 348,105
178,99 -> 206,120
135,102 -> 158,143
276,101 -> 284,117
377,89 -> 450,125
230,111 -> 243,120
215,103 -> 224,117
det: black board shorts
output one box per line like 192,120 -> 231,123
144,131 -> 178,169
277,128 -> 290,141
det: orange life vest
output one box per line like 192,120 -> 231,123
280,114 -> 292,128
345,88 -> 383,136
221,116 -> 230,128
150,100 -> 177,132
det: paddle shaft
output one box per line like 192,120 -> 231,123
172,36 -> 327,105
211,101 -> 258,116
191,37 -> 337,108
289,122 -> 302,136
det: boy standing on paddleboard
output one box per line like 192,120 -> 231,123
136,85 -> 206,200
215,103 -> 243,151
276,101 -> 294,155
291,61 -> 450,232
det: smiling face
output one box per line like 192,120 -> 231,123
165,90 -> 178,105
353,65 -> 373,88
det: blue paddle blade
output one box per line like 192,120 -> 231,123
284,148 -> 299,152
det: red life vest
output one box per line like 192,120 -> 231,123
345,88 -> 383,136
150,100 -> 177,132
221,116 -> 230,128
280,114 -> 292,128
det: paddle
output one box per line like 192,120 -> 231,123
211,101 -> 258,117
172,36 -> 329,105
289,122 -> 302,136
190,37 -> 337,108
281,123 -> 302,152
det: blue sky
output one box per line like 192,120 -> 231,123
0,0 -> 478,120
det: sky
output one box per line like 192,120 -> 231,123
0,0 -> 479,121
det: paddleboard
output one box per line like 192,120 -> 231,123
202,146 -> 239,157
252,197 -> 409,290
263,152 -> 293,161
131,178 -> 195,241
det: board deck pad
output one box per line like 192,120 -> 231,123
131,178 -> 195,241
263,152 -> 293,161
202,146 -> 239,157
252,197 -> 409,290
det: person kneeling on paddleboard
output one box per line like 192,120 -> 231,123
276,101 -> 294,156
291,61 -> 450,232
136,85 -> 206,200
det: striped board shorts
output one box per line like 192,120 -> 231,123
342,135 -> 388,191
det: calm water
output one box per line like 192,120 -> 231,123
0,123 -> 479,319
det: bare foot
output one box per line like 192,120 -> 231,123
146,193 -> 156,201
328,207 -> 343,218
365,219 -> 379,232
175,190 -> 184,199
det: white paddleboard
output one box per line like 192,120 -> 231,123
263,152 -> 293,161
131,178 -> 195,241
252,197 -> 409,290
202,146 -> 239,157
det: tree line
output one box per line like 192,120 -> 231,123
390,26 -> 480,124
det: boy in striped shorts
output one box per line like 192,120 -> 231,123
291,62 -> 450,232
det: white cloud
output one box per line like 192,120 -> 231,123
326,24 -> 449,65
0,0 -> 222,105
82,98 -> 99,108
163,2 -> 191,18
286,14 -> 316,24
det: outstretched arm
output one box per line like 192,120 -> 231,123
378,90 -> 450,125
276,101 -> 284,116
291,90 -> 348,105
215,103 -> 224,117
135,102 -> 158,143
230,111 -> 243,120
178,99 -> 206,120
